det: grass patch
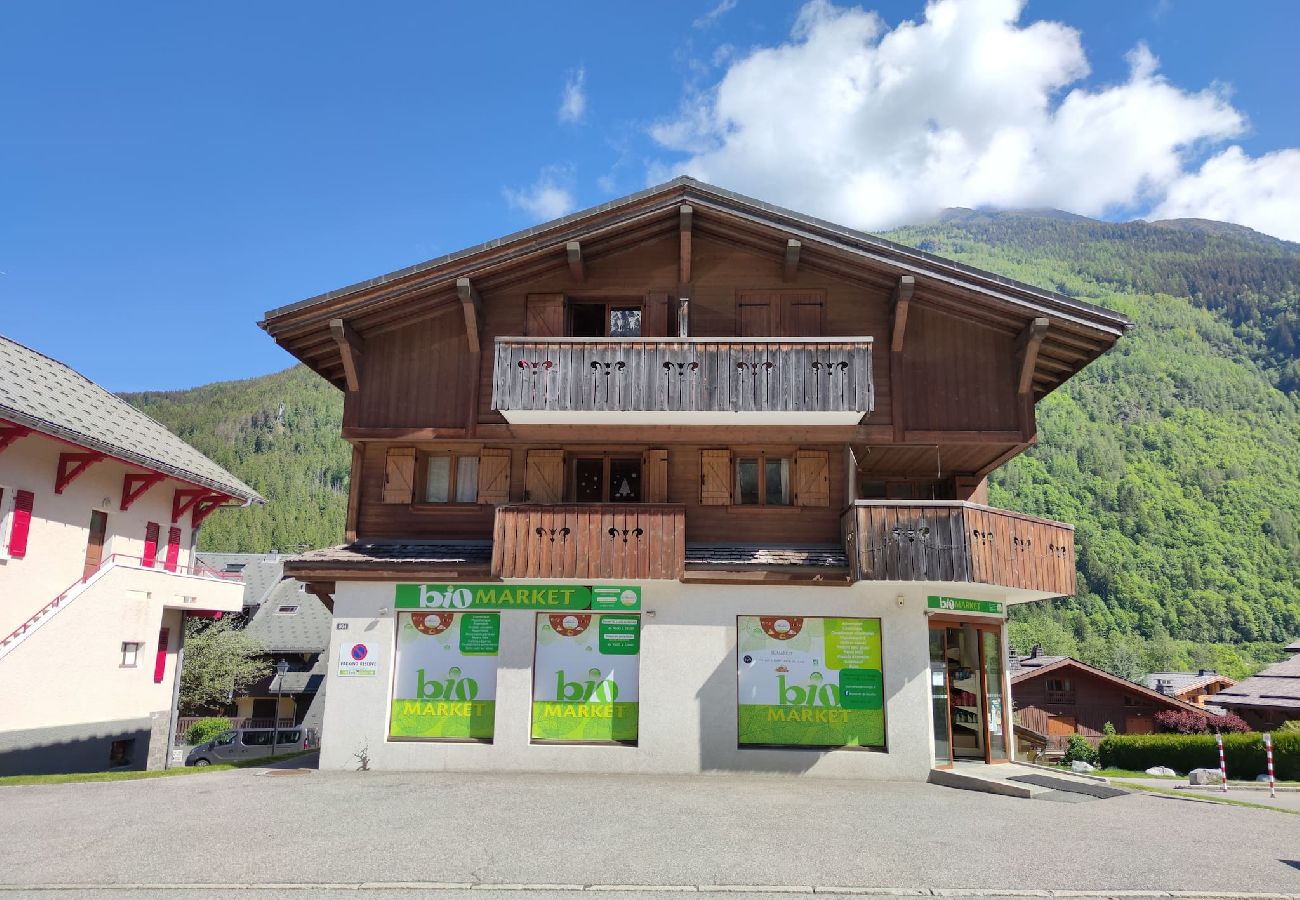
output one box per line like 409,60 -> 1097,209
1078,767 -> 1182,779
1112,779 -> 1300,815
0,750 -> 313,787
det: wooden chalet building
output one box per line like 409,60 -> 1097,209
261,178 -> 1129,779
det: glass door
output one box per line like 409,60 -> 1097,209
929,621 -> 1009,766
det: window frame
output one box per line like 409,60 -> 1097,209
732,452 -> 794,507
0,485 -> 12,561
120,641 -> 142,668
566,298 -> 645,338
414,452 -> 481,507
569,453 -> 644,503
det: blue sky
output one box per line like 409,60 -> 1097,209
3,0 -> 1298,391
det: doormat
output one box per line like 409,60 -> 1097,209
1007,774 -> 1128,799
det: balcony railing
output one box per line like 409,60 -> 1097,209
491,504 -> 686,580
842,501 -> 1076,597
491,337 -> 873,422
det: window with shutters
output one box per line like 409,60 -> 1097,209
733,454 -> 792,506
164,526 -> 181,573
142,522 -> 160,568
571,455 -> 642,502
382,447 -> 417,504
525,449 -> 565,504
3,488 -> 34,559
568,299 -> 643,338
416,453 -> 479,505
477,448 -> 511,505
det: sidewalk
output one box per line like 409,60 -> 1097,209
1113,776 -> 1300,812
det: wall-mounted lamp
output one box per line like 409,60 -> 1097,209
896,594 -> 906,608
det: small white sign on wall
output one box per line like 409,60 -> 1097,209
337,640 -> 379,677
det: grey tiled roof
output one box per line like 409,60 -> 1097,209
1286,639 -> 1300,653
0,334 -> 262,503
1215,652 -> 1300,711
1007,654 -> 1068,679
287,540 -> 494,568
248,653 -> 327,695
685,544 -> 848,568
243,580 -> 332,653
196,552 -> 285,607
1145,671 -> 1234,697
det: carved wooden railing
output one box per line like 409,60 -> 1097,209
491,504 -> 686,580
491,337 -> 873,415
842,501 -> 1075,597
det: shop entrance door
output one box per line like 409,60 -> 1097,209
929,621 -> 1009,766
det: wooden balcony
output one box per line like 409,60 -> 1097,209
842,501 -> 1076,598
491,504 -> 686,580
490,337 -> 873,424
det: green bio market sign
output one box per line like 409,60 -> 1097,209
927,596 -> 1003,615
736,616 -> 885,749
395,584 -> 641,611
531,613 -> 640,743
389,612 -> 500,741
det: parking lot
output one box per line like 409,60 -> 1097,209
1,765 -> 1298,897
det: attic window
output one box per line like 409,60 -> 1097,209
275,605 -> 300,615
224,563 -> 246,573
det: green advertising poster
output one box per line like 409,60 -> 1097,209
395,584 -> 640,611
531,613 -> 640,743
736,616 -> 885,748
389,612 -> 500,740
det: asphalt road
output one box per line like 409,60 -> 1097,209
1,767 -> 1298,897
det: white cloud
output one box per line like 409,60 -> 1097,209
650,0 -> 1298,240
504,168 -> 576,222
1154,147 -> 1300,241
694,0 -> 738,29
559,68 -> 587,124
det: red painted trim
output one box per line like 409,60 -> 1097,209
8,490 -> 33,558
164,526 -> 181,572
121,472 -> 165,511
171,488 -> 207,524
0,423 -> 32,456
55,452 -> 106,494
153,626 -> 170,683
191,494 -> 232,527
142,522 -> 160,568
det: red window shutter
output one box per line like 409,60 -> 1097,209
153,627 -> 169,683
142,522 -> 160,568
164,526 -> 181,572
8,490 -> 34,558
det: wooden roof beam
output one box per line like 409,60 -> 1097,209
783,239 -> 801,282
890,275 -> 915,353
456,277 -> 483,354
1017,317 -> 1050,395
329,318 -> 365,392
566,241 -> 585,282
679,204 -> 693,285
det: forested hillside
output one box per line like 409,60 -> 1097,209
122,211 -> 1300,679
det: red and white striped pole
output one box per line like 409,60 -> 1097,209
1217,731 -> 1228,792
1264,732 -> 1276,799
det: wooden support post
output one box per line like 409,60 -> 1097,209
191,493 -> 232,528
1016,316 -> 1049,440
54,451 -> 106,494
566,241 -> 585,282
121,472 -> 166,511
456,277 -> 482,354
679,205 -> 693,285
784,239 -> 801,282
303,581 -> 337,613
0,422 -> 32,456
329,318 -> 365,393
889,275 -> 915,443
890,276 -> 914,354
171,487 -> 209,524
677,286 -> 690,338
344,445 -> 362,542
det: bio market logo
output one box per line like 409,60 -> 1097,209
556,668 -> 619,702
777,671 -> 840,708
416,586 -> 473,609
417,666 -> 479,700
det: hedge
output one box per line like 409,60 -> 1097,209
1099,731 -> 1299,780
184,717 -> 234,746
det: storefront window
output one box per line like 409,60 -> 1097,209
983,630 -> 1007,760
736,616 -> 885,749
532,613 -> 640,744
929,627 -> 950,763
389,612 -> 500,741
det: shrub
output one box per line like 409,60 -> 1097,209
1099,731 -> 1299,780
1062,734 -> 1099,766
1154,709 -> 1249,734
1207,713 -> 1250,733
185,717 -> 233,746
1102,721 -> 1117,736
1278,720 -> 1300,734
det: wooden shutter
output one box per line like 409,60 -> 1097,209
142,522 -> 160,568
8,489 -> 34,558
382,447 -> 416,504
645,292 -> 669,338
525,449 -> 565,503
736,296 -> 774,336
784,295 -> 824,336
794,450 -> 830,507
700,450 -> 731,506
525,294 -> 566,337
477,448 -> 511,505
164,526 -> 181,572
153,627 -> 170,683
643,449 -> 669,502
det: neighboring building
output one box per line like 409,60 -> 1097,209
195,551 -> 286,615
1145,670 -> 1236,712
1010,652 -> 1203,754
1214,642 -> 1300,730
260,177 -> 1129,778
0,335 -> 263,775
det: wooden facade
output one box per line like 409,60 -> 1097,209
263,179 -> 1129,592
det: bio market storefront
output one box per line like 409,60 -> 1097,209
319,579 -> 1013,779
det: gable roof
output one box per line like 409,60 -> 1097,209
1145,671 -> 1236,698
1214,652 -> 1300,712
242,580 -> 331,653
0,334 -> 262,503
260,177 -> 1130,396
1010,656 -> 1203,713
195,552 -> 285,607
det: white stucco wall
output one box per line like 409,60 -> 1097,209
0,431 -> 204,640
317,579 -> 1011,779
